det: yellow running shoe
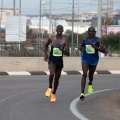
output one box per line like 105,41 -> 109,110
88,85 -> 93,94
80,93 -> 85,101
45,88 -> 52,97
51,94 -> 56,102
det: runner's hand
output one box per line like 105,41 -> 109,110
44,54 -> 48,62
89,41 -> 95,48
80,47 -> 84,52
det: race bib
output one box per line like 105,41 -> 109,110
53,48 -> 62,56
86,45 -> 95,54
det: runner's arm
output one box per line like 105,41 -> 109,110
79,38 -> 85,52
60,40 -> 70,56
44,38 -> 51,61
90,37 -> 106,53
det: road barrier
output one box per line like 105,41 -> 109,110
0,57 -> 120,71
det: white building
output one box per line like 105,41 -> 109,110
28,16 -> 89,34
0,8 -> 90,34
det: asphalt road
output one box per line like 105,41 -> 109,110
0,75 -> 120,120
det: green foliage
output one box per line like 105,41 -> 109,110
102,33 -> 120,56
79,32 -> 88,42
64,30 -> 72,44
64,30 -> 88,45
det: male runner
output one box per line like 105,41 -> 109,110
79,27 -> 105,100
44,25 -> 70,102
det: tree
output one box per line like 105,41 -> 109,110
102,33 -> 120,56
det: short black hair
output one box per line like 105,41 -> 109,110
57,25 -> 63,29
88,27 -> 96,31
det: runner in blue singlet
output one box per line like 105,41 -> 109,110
44,25 -> 70,102
79,27 -> 106,100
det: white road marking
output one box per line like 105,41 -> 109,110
44,71 -> 50,75
70,87 -> 120,120
0,90 -> 38,103
45,71 -> 67,75
109,70 -> 120,74
7,71 -> 31,75
79,71 -> 97,74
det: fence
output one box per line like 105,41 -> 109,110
0,42 -> 81,57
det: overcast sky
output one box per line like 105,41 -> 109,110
1,0 -> 120,15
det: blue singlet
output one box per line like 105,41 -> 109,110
81,37 -> 99,66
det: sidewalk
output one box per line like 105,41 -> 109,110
0,70 -> 120,75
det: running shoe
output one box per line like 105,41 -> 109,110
80,93 -> 85,101
51,94 -> 56,102
88,85 -> 93,94
45,88 -> 52,97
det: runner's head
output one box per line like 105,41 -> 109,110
87,27 -> 96,38
56,25 -> 64,36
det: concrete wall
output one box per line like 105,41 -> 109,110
0,57 -> 120,71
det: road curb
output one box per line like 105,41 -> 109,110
0,70 -> 120,75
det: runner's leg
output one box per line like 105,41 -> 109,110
81,62 -> 89,93
49,63 -> 56,88
52,68 -> 62,94
87,65 -> 97,94
88,65 -> 97,85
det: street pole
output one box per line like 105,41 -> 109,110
19,0 -> 21,15
13,0 -> 15,15
0,0 -> 3,30
97,0 -> 104,57
107,0 -> 108,19
0,0 -> 3,44
49,0 -> 52,37
71,0 -> 74,56
77,0 -> 79,48
97,0 -> 102,38
38,0 -> 41,56
19,0 -> 21,56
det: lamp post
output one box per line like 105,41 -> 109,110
0,0 -> 3,43
77,0 -> 79,48
49,0 -> 52,37
0,0 -> 3,31
71,0 -> 74,56
97,0 -> 104,57
97,0 -> 102,38
19,0 -> 21,15
13,0 -> 15,15
38,0 -> 42,56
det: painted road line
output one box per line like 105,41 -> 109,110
70,87 -> 120,120
79,71 -> 97,74
61,71 -> 67,75
109,70 -> 120,74
45,71 -> 67,75
7,71 -> 31,75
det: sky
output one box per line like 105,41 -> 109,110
1,0 -> 120,15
